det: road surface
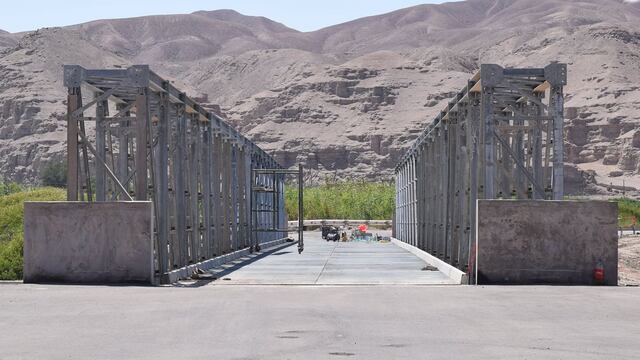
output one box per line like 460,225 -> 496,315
1,232 -> 639,359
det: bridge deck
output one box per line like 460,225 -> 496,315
210,231 -> 456,285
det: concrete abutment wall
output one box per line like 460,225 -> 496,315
476,200 -> 618,285
23,201 -> 154,284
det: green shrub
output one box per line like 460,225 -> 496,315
0,236 -> 23,280
40,161 -> 67,188
0,178 -> 23,196
0,187 -> 65,280
616,198 -> 640,228
285,185 -> 640,228
285,181 -> 394,220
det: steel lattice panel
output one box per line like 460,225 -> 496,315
393,64 -> 567,279
63,65 -> 288,277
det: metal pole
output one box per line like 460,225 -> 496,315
66,87 -> 81,201
135,88 -> 149,200
298,163 -> 304,254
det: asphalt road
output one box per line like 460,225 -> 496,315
1,232 -> 639,359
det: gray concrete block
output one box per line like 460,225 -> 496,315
476,200 -> 618,285
23,201 -> 154,284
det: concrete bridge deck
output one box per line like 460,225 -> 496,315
210,231 -> 455,285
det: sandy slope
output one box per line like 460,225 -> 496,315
619,235 -> 640,285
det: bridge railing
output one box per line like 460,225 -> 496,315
63,65 -> 287,277
394,64 -> 566,274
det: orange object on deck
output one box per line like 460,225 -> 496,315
358,224 -> 368,232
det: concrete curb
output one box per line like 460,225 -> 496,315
391,238 -> 468,285
164,238 -> 292,284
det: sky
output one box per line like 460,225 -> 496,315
0,0 -> 450,33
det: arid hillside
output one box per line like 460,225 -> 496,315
1,0 -> 639,195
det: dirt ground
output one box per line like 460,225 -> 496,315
619,235 -> 640,286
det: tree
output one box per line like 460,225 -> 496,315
40,161 -> 67,188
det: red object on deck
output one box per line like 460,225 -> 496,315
593,261 -> 605,284
358,224 -> 368,232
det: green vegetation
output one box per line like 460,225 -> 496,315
0,187 -> 65,280
617,198 -> 640,228
40,161 -> 67,188
285,182 -> 640,229
0,178 -> 24,196
285,181 -> 394,220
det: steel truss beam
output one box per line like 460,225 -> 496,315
393,64 -> 567,281
63,65 -> 287,277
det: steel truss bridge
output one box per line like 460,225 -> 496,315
63,65 -> 301,279
393,64 -> 567,277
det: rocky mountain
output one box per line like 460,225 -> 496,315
0,29 -> 16,49
0,0 -> 639,195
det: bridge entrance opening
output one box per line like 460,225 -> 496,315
251,164 -> 304,254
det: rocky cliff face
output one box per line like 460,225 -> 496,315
224,50 -> 471,180
0,0 -> 639,195
0,28 -> 128,182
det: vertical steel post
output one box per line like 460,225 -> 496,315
202,119 -> 212,259
212,132 -> 223,256
231,145 -> 239,249
135,88 -> 149,200
116,103 -> 130,198
237,146 -> 247,248
550,85 -> 565,200
66,87 -> 81,201
298,163 -> 304,253
222,140 -> 231,252
468,93 -> 480,275
514,104 -> 525,199
188,115 -> 200,262
95,96 -> 107,201
174,104 -> 187,266
156,90 -> 170,272
532,102 -> 544,199
482,85 -> 496,199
